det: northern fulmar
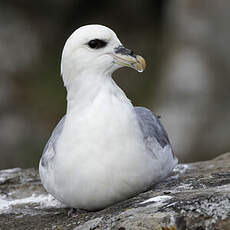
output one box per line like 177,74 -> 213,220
39,24 -> 178,211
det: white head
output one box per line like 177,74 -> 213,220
61,24 -> 146,88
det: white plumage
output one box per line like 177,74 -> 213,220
39,25 -> 178,211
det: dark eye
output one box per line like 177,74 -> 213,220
88,39 -> 107,49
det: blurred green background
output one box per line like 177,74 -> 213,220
1,0 -> 230,169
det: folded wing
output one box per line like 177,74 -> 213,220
40,115 -> 66,167
135,106 -> 177,175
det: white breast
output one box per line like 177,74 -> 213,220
41,86 -> 160,210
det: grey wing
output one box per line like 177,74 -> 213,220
135,106 -> 175,158
40,115 -> 66,167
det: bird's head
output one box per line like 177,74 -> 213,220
61,25 -> 146,87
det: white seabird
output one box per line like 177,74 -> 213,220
39,24 -> 178,211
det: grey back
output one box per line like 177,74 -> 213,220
135,107 -> 171,149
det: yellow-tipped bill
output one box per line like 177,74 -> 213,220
135,55 -> 146,72
113,45 -> 146,72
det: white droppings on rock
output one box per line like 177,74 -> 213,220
0,168 -> 21,174
216,184 -> 230,192
0,168 -> 21,184
173,164 -> 190,174
0,193 -> 65,214
140,195 -> 172,204
176,182 -> 194,190
38,194 -> 65,209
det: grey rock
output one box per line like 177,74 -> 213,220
0,153 -> 230,230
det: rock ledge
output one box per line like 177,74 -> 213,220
0,153 -> 230,230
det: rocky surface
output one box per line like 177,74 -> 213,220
0,153 -> 230,230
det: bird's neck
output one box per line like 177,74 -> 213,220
65,73 -> 131,114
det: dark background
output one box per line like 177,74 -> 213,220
1,0 -> 230,169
